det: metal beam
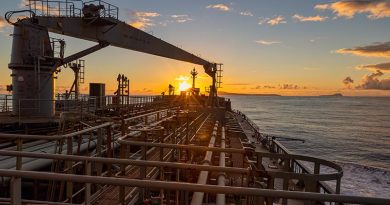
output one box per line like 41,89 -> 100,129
60,42 -> 109,67
33,17 -> 216,75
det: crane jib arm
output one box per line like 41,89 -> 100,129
34,17 -> 216,75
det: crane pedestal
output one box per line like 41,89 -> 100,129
9,21 -> 56,117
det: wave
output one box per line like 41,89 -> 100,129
335,160 -> 390,173
328,161 -> 390,198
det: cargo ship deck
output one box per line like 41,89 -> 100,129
1,0 -> 389,204
1,97 -> 382,205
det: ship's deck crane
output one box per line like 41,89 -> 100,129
6,0 -> 220,117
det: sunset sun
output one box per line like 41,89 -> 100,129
178,81 -> 191,92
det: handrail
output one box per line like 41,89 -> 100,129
272,138 -> 341,198
0,122 -> 113,140
0,150 -> 249,174
116,140 -> 343,184
26,0 -> 84,17
0,95 -> 173,124
0,169 -> 389,205
233,110 -> 341,197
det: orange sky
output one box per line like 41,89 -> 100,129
0,0 -> 389,96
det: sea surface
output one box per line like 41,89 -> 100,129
228,96 -> 390,198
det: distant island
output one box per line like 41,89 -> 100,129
319,93 -> 343,97
219,91 -> 281,96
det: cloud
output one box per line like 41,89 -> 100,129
356,62 -> 390,72
206,4 -> 231,12
336,41 -> 390,58
240,10 -> 253,16
160,14 -> 193,26
309,37 -> 326,43
258,18 -> 268,25
225,83 -> 249,86
251,85 -> 276,89
127,11 -> 161,30
0,17 -> 8,32
258,15 -> 286,26
292,14 -> 328,22
251,84 -> 308,90
314,4 -> 329,10
133,88 -> 155,94
170,15 -> 192,23
356,70 -> 390,90
342,76 -> 354,88
175,76 -> 189,81
255,40 -> 281,45
19,0 -> 35,8
279,84 -> 306,89
268,16 -> 286,25
141,88 -> 154,93
315,0 -> 390,19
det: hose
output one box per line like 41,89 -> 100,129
4,10 -> 36,25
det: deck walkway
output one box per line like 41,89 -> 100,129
233,113 -> 304,205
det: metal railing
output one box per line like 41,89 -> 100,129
0,169 -> 388,205
0,107 -> 177,203
0,109 -> 388,204
0,95 -> 96,114
23,0 -> 119,20
234,110 -> 343,205
0,95 -> 168,116
101,95 -> 163,107
234,109 -> 260,131
26,0 -> 83,17
0,155 -> 387,205
0,95 -> 12,113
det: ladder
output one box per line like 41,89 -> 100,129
216,63 -> 223,88
78,59 -> 85,84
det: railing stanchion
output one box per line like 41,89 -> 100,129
11,137 -> 22,205
85,160 -> 91,205
66,136 -> 73,203
106,126 -> 113,175
10,176 -> 21,205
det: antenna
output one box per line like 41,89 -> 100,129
190,68 -> 198,89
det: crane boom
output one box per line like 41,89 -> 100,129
6,2 -> 220,117
35,17 -> 215,75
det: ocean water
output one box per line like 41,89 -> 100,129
228,96 -> 390,198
